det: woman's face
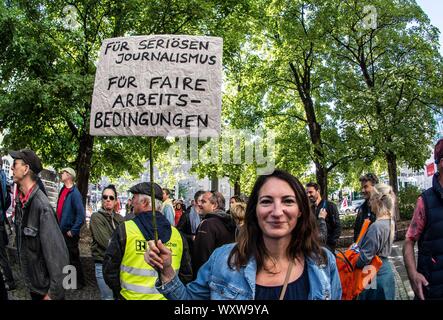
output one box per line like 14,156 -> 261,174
102,189 -> 116,211
256,177 -> 301,241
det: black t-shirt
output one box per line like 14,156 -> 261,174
255,263 -> 310,300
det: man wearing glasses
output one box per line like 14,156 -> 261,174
56,167 -> 86,289
9,149 -> 69,300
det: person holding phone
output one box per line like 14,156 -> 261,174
306,182 -> 341,253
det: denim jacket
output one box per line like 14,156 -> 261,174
156,243 -> 342,300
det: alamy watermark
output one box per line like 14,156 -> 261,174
63,5 -> 80,30
63,265 -> 78,290
361,5 -> 377,30
362,264 -> 378,290
165,127 -> 275,175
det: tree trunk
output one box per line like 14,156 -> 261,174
303,97 -> 328,200
386,150 -> 398,195
76,132 -> 94,207
234,180 -> 241,196
211,174 -> 219,192
385,150 -> 401,224
316,163 -> 328,200
288,58 -> 328,199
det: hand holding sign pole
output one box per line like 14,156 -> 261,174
90,34 -> 222,284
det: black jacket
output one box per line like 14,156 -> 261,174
102,211 -> 193,299
418,173 -> 443,298
14,184 -> 69,299
192,210 -> 236,275
312,200 -> 341,251
353,200 -> 376,242
176,207 -> 194,254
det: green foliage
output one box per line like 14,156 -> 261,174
398,184 -> 421,221
1,0 -> 442,201
341,214 -> 357,230
327,0 -> 443,188
0,0 -> 250,193
221,0 -> 443,197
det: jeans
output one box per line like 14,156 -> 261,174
95,263 -> 114,300
358,257 -> 396,300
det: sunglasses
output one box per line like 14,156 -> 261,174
102,195 -> 115,201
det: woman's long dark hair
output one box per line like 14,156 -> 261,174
228,169 -> 326,271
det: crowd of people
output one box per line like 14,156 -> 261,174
1,139 -> 443,300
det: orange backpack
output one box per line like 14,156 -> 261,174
336,219 -> 383,300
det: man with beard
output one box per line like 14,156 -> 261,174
306,182 -> 341,253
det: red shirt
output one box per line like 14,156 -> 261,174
406,196 -> 426,241
56,187 -> 71,222
19,184 -> 35,208
175,209 -> 183,226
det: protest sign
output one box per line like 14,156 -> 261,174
90,35 -> 223,137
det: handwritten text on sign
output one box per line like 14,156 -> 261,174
89,35 -> 223,137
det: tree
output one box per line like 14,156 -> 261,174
328,0 -> 443,196
225,0 -> 360,199
0,0 -> 250,204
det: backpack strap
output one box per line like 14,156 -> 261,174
355,218 -> 371,245
336,248 -> 354,272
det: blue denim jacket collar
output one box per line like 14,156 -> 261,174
243,256 -> 257,297
157,243 -> 341,300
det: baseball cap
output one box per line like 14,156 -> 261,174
9,149 -> 43,174
60,167 -> 76,180
128,182 -> 163,200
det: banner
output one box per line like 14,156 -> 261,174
89,35 -> 223,137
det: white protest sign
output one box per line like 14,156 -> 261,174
89,35 -> 223,137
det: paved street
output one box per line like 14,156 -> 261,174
7,255 -> 100,300
389,240 -> 417,300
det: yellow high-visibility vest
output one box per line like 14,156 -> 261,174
120,220 -> 183,300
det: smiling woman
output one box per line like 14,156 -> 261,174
145,169 -> 342,300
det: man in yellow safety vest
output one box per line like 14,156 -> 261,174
103,182 -> 192,300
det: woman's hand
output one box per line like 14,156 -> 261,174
144,240 -> 175,283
